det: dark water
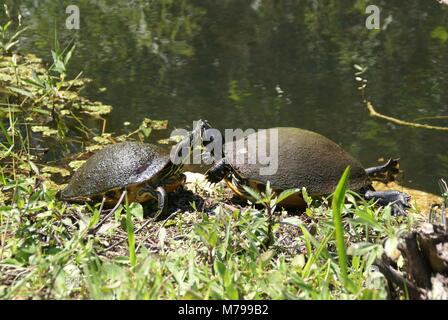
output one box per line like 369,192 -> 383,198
4,0 -> 448,193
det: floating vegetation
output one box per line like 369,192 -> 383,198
30,125 -> 59,137
40,165 -> 71,178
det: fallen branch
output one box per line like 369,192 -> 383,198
367,101 -> 448,131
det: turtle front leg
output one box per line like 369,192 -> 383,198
138,185 -> 167,218
364,190 -> 411,216
205,158 -> 233,183
365,158 -> 400,183
155,186 -> 167,218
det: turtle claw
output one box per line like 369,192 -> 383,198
365,190 -> 411,216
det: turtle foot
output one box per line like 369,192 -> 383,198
205,158 -> 232,184
365,190 -> 411,216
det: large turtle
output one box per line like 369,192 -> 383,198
61,120 -> 211,214
205,127 -> 411,215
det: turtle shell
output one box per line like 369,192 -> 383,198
224,127 -> 370,195
62,142 -> 171,199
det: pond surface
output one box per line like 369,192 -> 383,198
6,0 -> 448,193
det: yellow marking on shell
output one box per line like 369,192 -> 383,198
225,178 -> 248,199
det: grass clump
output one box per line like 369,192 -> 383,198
1,166 -> 418,299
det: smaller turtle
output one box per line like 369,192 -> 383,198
205,127 -> 411,215
61,120 -> 211,215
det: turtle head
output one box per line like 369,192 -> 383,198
170,119 -> 213,166
189,119 -> 213,149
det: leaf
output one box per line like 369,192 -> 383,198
141,118 -> 168,130
302,230 -> 333,278
126,205 -> 136,267
28,161 -> 39,176
225,282 -> 239,300
2,21 -> 12,32
281,216 -> 303,227
242,185 -> 261,202
7,86 -> 33,98
214,259 -> 226,280
51,50 -> 58,64
81,103 -> 112,116
292,254 -> 306,269
276,188 -> 300,205
9,27 -> 28,43
64,45 -> 76,66
300,225 -> 331,260
54,59 -> 66,74
87,208 -> 101,230
5,40 -> 19,51
265,181 -> 272,197
140,127 -> 152,138
0,122 -> 13,145
347,242 -> 381,256
129,202 -> 144,221
331,166 -> 353,291
301,187 -> 313,207
351,207 -> 384,232
22,78 -> 44,89
431,26 -> 448,43
353,64 -> 368,75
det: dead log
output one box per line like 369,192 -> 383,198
375,222 -> 448,299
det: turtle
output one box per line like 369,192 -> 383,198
61,120 -> 211,215
205,127 -> 411,215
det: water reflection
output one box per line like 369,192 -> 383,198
4,0 -> 448,192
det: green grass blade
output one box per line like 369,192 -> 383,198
332,166 -> 351,290
242,185 -> 262,202
126,201 -> 136,267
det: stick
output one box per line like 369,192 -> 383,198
89,191 -> 126,235
367,101 -> 448,132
